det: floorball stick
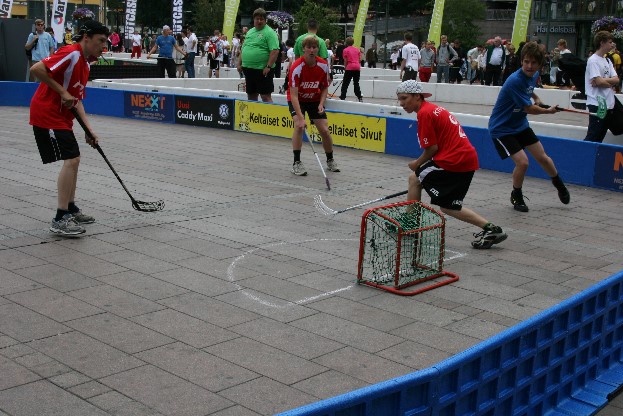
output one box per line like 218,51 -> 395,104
303,129 -> 331,191
314,190 -> 408,215
540,96 -> 607,119
71,108 -> 165,212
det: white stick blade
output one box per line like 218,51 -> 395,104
313,195 -> 337,215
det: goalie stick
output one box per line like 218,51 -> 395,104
314,190 -> 408,215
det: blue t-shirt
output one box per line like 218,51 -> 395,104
155,35 -> 176,59
488,68 -> 536,138
27,32 -> 56,62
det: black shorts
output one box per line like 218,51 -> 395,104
402,68 -> 418,81
242,67 -> 274,95
33,126 -> 80,164
415,160 -> 474,211
288,101 -> 327,120
209,57 -> 220,70
493,127 -> 539,160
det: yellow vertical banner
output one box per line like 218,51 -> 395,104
352,0 -> 370,48
222,0 -> 240,42
427,0 -> 445,46
511,0 -> 532,48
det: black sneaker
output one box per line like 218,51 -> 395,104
510,190 -> 529,212
557,185 -> 570,204
471,226 -> 507,249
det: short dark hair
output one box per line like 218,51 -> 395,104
307,19 -> 318,30
78,20 -> 110,37
593,31 -> 613,51
520,41 -> 545,65
345,36 -> 354,46
253,8 -> 267,19
404,32 -> 413,42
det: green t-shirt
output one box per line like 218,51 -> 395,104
241,25 -> 280,70
293,33 -> 328,59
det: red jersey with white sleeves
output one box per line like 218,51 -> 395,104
416,100 -> 479,172
287,56 -> 329,102
30,43 -> 90,130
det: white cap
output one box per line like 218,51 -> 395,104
396,80 -> 432,98
162,25 -> 171,31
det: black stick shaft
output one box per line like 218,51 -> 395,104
336,190 -> 408,214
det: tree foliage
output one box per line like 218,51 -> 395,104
294,0 -> 340,44
441,0 -> 485,48
193,0 -> 225,36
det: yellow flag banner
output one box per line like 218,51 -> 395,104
222,0 -> 240,42
511,0 -> 532,48
352,0 -> 370,48
427,0 -> 445,46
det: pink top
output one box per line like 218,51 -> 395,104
342,46 -> 361,71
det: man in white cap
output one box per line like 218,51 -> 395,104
147,25 -> 188,78
396,80 -> 507,249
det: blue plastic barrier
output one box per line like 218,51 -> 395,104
277,270 -> 623,416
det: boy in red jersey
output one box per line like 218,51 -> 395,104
396,80 -> 507,249
287,35 -> 340,176
30,20 -> 109,236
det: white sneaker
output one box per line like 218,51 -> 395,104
50,213 -> 86,236
291,161 -> 307,176
326,159 -> 340,172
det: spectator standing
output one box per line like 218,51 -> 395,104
502,44 -> 520,84
606,42 -> 621,92
396,80 -> 507,249
419,41 -> 435,82
449,39 -> 465,83
109,31 -> 120,52
400,32 -> 420,81
584,31 -> 620,142
484,36 -> 505,86
221,35 -> 230,67
390,48 -> 399,70
148,34 -> 156,52
334,39 -> 345,66
435,35 -> 456,83
185,27 -> 198,78
339,36 -> 363,102
556,39 -> 572,87
29,20 -> 109,236
130,30 -> 142,58
549,47 -> 560,86
230,32 -> 241,69
63,26 -> 74,46
366,43 -> 378,68
25,20 -> 56,82
477,47 -> 487,84
294,19 -> 328,60
45,27 -> 58,52
174,32 -> 187,78
287,35 -> 340,176
238,8 -> 280,102
488,42 -> 570,212
147,25 -> 188,78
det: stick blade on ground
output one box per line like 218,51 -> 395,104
313,195 -> 337,215
133,199 -> 165,212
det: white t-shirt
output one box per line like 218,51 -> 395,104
187,32 -> 198,53
326,49 -> 333,68
390,51 -> 398,64
131,34 -> 142,47
221,40 -> 230,56
585,54 -> 616,108
401,43 -> 420,71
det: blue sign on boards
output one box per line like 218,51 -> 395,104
174,95 -> 234,130
593,145 -> 623,192
124,92 -> 174,122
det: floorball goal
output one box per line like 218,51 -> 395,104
357,200 -> 459,296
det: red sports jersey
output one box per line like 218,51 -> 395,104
287,56 -> 329,102
416,101 -> 479,172
30,43 -> 90,130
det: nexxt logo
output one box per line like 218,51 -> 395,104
614,152 -> 623,172
130,94 -> 167,111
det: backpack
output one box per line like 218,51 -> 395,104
558,53 -> 587,94
25,32 -> 37,58
206,38 -> 222,60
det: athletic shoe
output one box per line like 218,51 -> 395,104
471,226 -> 507,249
557,185 -> 570,204
50,214 -> 86,236
510,190 -> 529,212
358,97 -> 363,102
326,159 -> 340,172
291,161 -> 307,176
71,210 -> 95,224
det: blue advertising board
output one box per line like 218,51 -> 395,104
593,145 -> 623,192
124,91 -> 175,122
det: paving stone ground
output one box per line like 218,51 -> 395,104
0,104 -> 622,416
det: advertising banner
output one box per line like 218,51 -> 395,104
125,0 -> 137,38
0,0 -> 14,18
352,0 -> 370,48
222,0 -> 240,44
234,101 -> 386,153
511,0 -> 532,48
593,146 -> 623,192
427,0 -> 445,46
51,0 -> 68,44
124,92 -> 174,122
172,0 -> 183,34
174,95 -> 234,130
